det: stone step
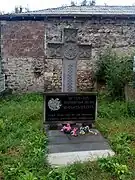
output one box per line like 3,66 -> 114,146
48,134 -> 106,144
47,129 -> 115,166
48,150 -> 115,167
48,129 -> 99,137
48,141 -> 111,153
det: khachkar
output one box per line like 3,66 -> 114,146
46,28 -> 92,92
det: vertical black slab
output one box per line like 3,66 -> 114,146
44,92 -> 97,125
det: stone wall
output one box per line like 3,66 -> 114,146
1,18 -> 135,92
1,21 -> 45,92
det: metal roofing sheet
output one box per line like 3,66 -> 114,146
21,6 -> 135,15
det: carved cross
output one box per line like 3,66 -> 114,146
46,28 -> 92,92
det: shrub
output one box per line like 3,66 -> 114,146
127,101 -> 135,117
46,167 -> 76,180
18,171 -> 38,180
110,132 -> 134,158
98,157 -> 131,180
96,48 -> 133,100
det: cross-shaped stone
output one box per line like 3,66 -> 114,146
46,28 -> 92,92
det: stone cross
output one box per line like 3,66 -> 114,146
46,28 -> 91,92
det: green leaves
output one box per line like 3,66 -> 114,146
98,158 -> 131,180
0,118 -> 5,131
96,48 -> 133,100
110,132 -> 134,159
1,93 -> 135,180
127,101 -> 135,116
18,171 -> 38,180
98,132 -> 134,180
0,94 -> 48,180
46,167 -> 76,180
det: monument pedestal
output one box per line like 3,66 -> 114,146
47,129 -> 115,167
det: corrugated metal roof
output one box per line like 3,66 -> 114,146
1,5 -> 135,21
21,6 -> 135,15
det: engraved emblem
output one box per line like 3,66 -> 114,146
78,44 -> 92,59
64,43 -> 78,60
64,28 -> 78,42
48,98 -> 62,111
47,43 -> 62,58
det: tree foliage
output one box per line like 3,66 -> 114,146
71,1 -> 76,6
89,0 -> 96,6
70,0 -> 96,6
14,6 -> 29,13
80,0 -> 96,6
81,0 -> 87,6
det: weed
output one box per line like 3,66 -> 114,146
0,93 -> 135,180
98,157 -> 131,180
18,171 -> 38,180
96,48 -> 133,100
46,167 -> 76,180
127,101 -> 135,117
110,132 -> 134,158
0,118 -> 5,131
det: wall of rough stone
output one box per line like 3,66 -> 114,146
45,18 -> 135,92
1,21 -> 45,92
1,18 -> 135,92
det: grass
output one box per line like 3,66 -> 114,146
0,93 -> 135,180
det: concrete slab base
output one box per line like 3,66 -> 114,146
48,149 -> 115,167
47,129 -> 115,167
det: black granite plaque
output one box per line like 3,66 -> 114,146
44,92 -> 97,124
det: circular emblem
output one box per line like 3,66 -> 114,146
64,43 -> 78,60
48,98 -> 62,111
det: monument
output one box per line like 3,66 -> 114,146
44,28 -> 114,166
45,92 -> 96,124
46,28 -> 91,92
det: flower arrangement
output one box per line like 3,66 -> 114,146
60,124 -> 98,137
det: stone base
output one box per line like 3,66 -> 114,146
48,150 -> 115,166
47,129 -> 115,167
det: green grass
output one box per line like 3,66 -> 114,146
0,93 -> 135,180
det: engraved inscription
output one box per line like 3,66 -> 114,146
45,93 -> 97,122
63,96 -> 95,110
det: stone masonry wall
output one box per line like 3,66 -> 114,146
1,18 -> 135,92
1,21 -> 45,92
